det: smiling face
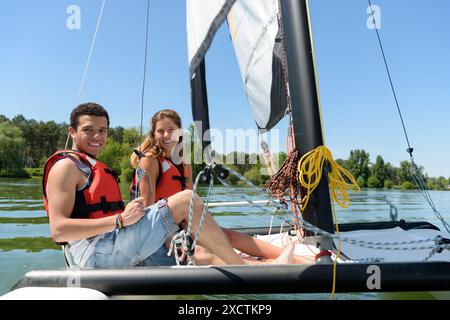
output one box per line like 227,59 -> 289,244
154,117 -> 181,156
69,115 -> 108,157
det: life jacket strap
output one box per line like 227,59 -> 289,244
104,168 -> 121,183
172,175 -> 188,190
73,197 -> 125,217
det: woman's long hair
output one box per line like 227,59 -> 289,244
130,109 -> 182,168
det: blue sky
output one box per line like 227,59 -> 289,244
0,0 -> 449,177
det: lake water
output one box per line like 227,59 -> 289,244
1,177 -> 450,299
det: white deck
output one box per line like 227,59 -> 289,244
256,227 -> 450,263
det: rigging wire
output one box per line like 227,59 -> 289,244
367,0 -> 412,152
65,0 -> 107,149
76,0 -> 107,107
139,0 -> 151,151
367,0 -> 450,234
133,0 -> 152,199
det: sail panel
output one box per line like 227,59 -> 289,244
187,0 -> 237,75
227,0 -> 288,130
187,0 -> 288,136
187,0 -> 236,156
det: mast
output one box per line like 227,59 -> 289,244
280,0 -> 335,253
191,59 -> 212,163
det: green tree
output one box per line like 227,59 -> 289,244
0,115 -> 9,123
0,122 -> 28,177
370,155 -> 387,186
41,120 -> 62,158
384,162 -> 399,185
398,161 -> 426,187
11,114 -> 26,127
98,140 -> 126,175
428,176 -> 449,191
398,161 -> 415,185
347,149 -> 370,182
384,180 -> 394,189
244,166 -> 262,186
335,158 -> 350,171
437,176 -> 448,190
10,115 -> 64,167
277,152 -> 287,165
400,181 -> 414,190
109,126 -> 125,144
123,127 -> 141,147
357,176 -> 366,188
367,175 -> 382,188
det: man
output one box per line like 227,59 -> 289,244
44,102 -> 248,267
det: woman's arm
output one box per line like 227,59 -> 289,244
186,163 -> 193,189
139,155 -> 160,207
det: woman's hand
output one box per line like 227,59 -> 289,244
121,197 -> 146,227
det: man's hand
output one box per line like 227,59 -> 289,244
121,197 -> 146,227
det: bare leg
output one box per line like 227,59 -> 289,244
223,229 -> 283,259
194,245 -> 226,265
223,229 -> 312,264
167,190 -> 245,265
166,190 -> 311,265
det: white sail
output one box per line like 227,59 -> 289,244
187,0 -> 288,131
187,0 -> 237,75
227,0 -> 287,130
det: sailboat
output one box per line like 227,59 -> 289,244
3,0 -> 450,299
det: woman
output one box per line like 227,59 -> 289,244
130,109 -> 311,265
130,109 -> 192,207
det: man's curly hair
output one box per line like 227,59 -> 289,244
70,102 -> 110,129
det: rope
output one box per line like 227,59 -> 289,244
297,145 -> 360,211
181,169 -> 214,265
65,0 -> 107,149
219,164 -> 286,210
168,230 -> 189,266
409,160 -> 450,234
329,203 -> 341,300
215,174 -> 280,215
263,149 -> 301,201
299,217 -> 448,253
191,173 -> 214,249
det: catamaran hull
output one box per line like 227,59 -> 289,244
5,222 -> 450,298
9,261 -> 450,296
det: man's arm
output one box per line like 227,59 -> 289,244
47,159 -> 144,242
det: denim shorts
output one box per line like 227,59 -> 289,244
68,199 -> 180,268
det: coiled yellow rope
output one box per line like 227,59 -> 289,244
297,145 -> 360,211
297,145 -> 359,299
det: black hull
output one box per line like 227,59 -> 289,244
11,221 -> 450,296
12,262 -> 450,296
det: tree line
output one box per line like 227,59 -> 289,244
0,114 -> 449,191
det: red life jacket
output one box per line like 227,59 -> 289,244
130,156 -> 189,201
43,150 -> 124,219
